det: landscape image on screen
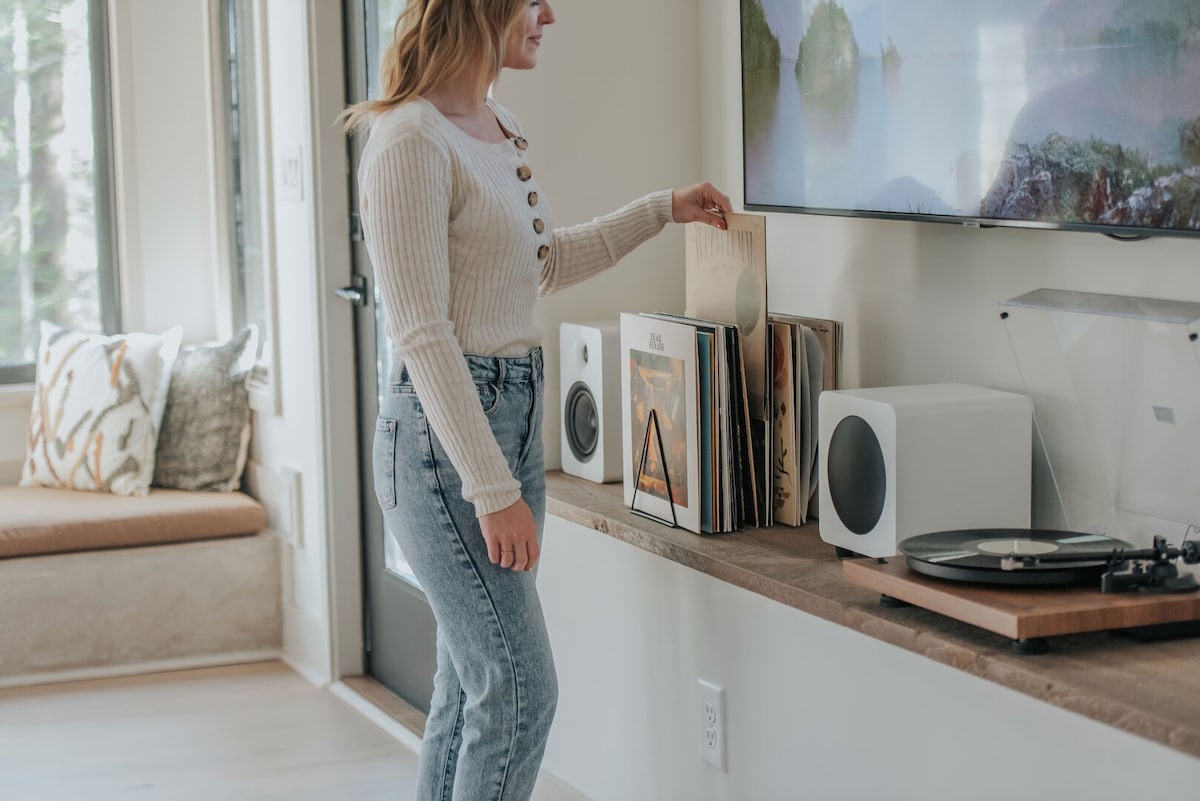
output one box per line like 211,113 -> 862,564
742,0 -> 1200,234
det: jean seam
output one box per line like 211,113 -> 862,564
375,418 -> 397,510
423,418 -> 522,801
436,686 -> 465,801
514,379 -> 541,470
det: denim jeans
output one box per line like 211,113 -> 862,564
373,348 -> 557,801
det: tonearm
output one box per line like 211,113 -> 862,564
1000,536 -> 1200,594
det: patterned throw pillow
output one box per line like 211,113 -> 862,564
152,327 -> 258,492
21,322 -> 183,496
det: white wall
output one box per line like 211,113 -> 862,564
506,0 -> 1200,797
540,518 -> 1198,801
494,0 -> 702,469
108,0 -> 226,342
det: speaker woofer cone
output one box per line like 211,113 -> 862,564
564,381 -> 599,462
827,414 -> 886,535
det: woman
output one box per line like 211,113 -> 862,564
344,2 -> 731,798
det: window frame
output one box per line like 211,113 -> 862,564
0,0 -> 121,386
217,0 -> 281,416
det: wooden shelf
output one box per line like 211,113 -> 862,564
545,470 -> 1200,760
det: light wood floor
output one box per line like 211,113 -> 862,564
0,661 -> 583,801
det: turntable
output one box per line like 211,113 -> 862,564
843,289 -> 1200,653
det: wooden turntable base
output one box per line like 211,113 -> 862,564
843,557 -> 1200,650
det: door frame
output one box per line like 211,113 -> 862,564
307,0 -> 366,681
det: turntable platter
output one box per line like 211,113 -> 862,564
899,528 -> 1134,585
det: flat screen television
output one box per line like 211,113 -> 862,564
741,0 -> 1200,239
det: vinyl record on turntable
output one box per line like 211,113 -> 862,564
900,528 -> 1134,586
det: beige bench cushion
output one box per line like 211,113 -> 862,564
0,486 -> 266,559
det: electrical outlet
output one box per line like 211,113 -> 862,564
698,679 -> 726,771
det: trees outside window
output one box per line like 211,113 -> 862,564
0,0 -> 117,384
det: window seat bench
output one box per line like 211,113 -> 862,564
0,486 -> 281,687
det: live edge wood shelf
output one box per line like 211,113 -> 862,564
544,470 -> 1200,760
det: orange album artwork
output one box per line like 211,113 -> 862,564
627,349 -> 689,508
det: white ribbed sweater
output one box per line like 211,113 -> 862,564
359,97 -> 673,516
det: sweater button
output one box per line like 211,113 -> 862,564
527,191 -> 538,207
517,165 -> 532,181
513,137 -> 528,151
537,244 -> 550,260
532,218 -> 545,234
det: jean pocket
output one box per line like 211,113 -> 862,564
373,417 -> 398,510
475,379 -> 501,416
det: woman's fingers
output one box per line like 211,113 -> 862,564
673,182 -> 734,228
480,500 -> 540,572
504,535 -> 539,572
510,543 -> 529,572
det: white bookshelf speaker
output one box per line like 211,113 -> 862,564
559,321 -> 622,483
817,383 -> 1032,558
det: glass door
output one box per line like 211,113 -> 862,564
344,0 -> 437,713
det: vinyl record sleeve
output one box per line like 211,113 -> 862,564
620,313 -> 701,534
769,313 -> 842,392
799,325 -> 825,512
685,213 -> 768,420
771,322 -> 799,526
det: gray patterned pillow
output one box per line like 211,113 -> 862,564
152,328 -> 257,491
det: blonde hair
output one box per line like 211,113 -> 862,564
341,0 -> 528,133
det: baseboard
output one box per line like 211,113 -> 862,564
532,772 -> 593,801
330,679 -> 425,754
281,652 -> 333,689
0,649 -> 282,690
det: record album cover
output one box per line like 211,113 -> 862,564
619,313 -> 701,534
685,213 -> 769,420
771,322 -> 799,524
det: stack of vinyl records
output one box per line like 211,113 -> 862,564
617,212 -> 845,535
768,314 -> 843,527
619,312 -> 759,534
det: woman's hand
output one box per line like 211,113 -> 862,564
480,498 -> 539,572
672,182 -> 734,230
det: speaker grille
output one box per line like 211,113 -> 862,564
827,414 -> 886,535
564,381 -> 598,462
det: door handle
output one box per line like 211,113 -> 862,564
336,275 -> 369,307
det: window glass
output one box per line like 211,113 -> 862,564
223,0 -> 267,362
0,0 -> 115,383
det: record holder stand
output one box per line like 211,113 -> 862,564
629,409 -> 679,529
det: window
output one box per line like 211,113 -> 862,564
220,0 -> 271,374
0,0 -> 118,384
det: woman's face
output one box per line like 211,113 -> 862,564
503,0 -> 555,70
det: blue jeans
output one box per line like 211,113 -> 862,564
373,348 -> 556,801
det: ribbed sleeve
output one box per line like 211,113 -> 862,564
358,99 -> 673,517
538,190 -> 675,296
